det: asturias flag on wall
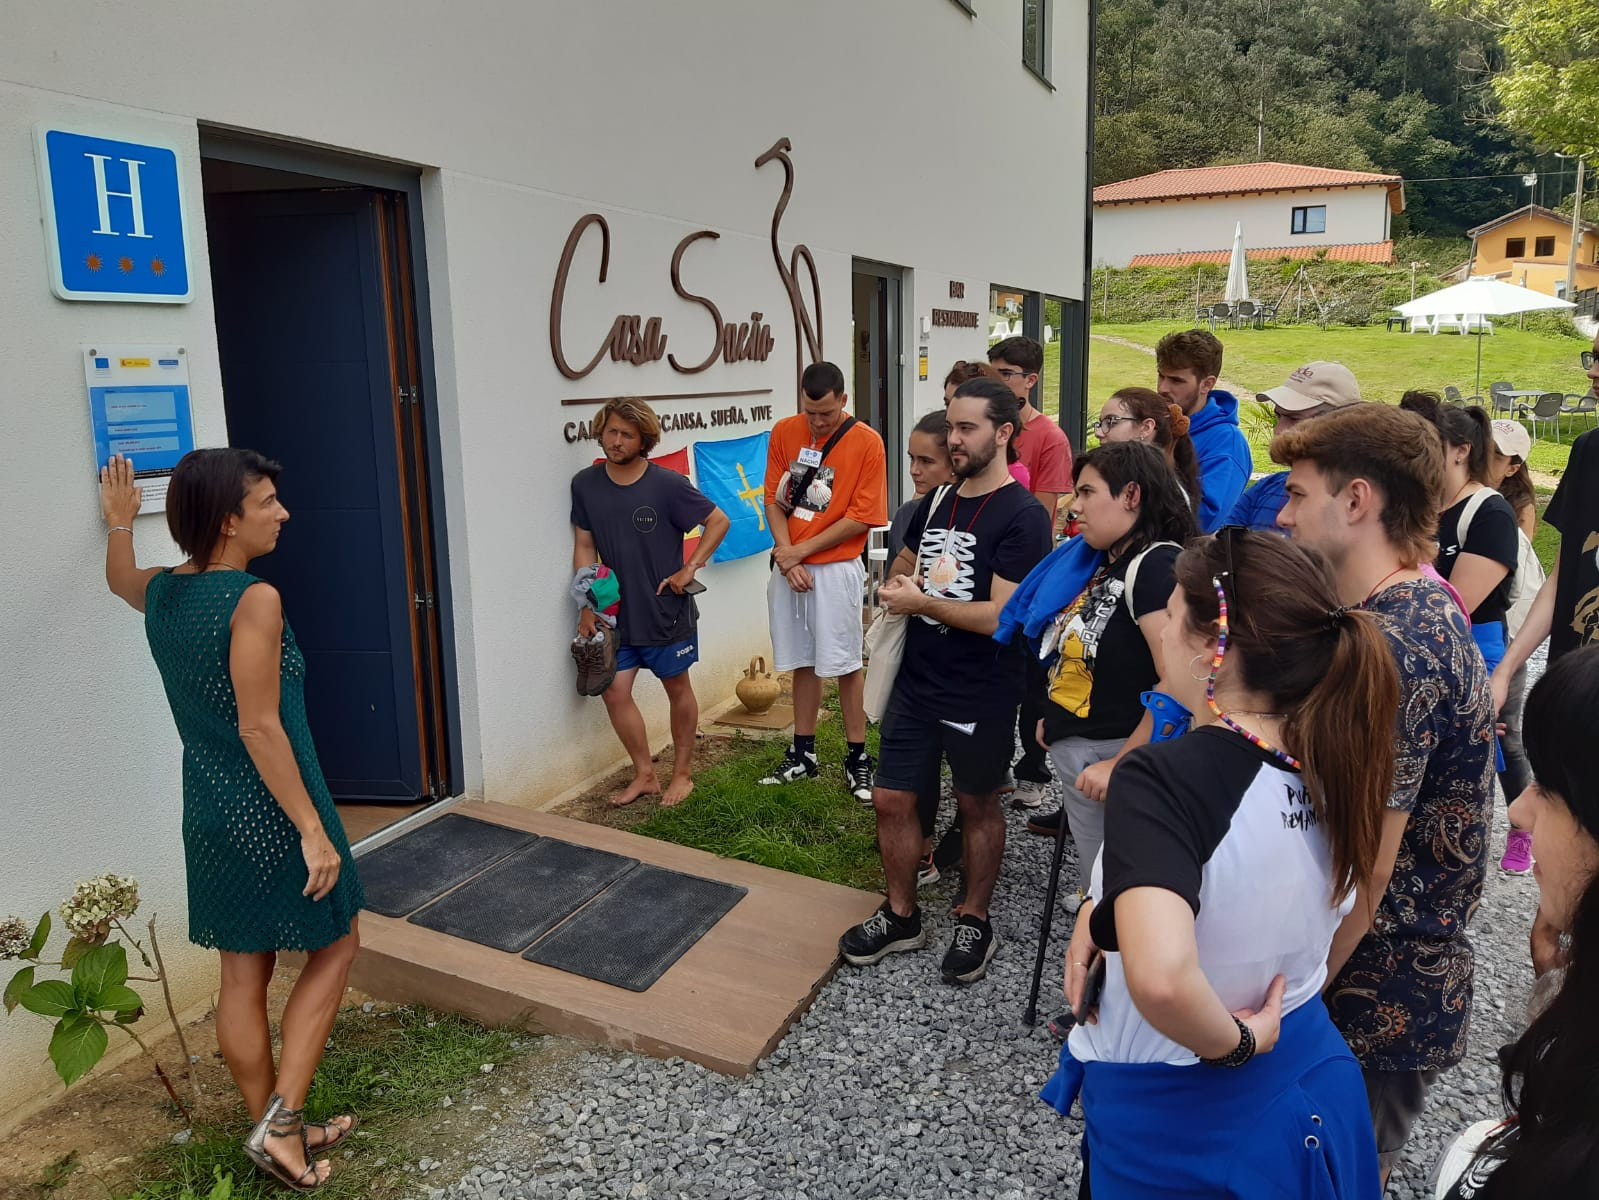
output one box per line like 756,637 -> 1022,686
693,432 -> 773,563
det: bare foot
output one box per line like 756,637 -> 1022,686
611,773 -> 661,807
661,773 -> 694,807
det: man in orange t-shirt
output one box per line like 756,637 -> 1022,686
760,361 -> 888,802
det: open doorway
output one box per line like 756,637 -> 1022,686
850,259 -> 905,508
200,142 -> 455,843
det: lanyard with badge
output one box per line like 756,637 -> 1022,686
922,485 -> 999,594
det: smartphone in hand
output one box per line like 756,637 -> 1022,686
1074,955 -> 1106,1024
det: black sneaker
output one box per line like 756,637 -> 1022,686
931,822 -> 963,872
916,853 -> 940,889
845,754 -> 874,804
941,914 -> 997,984
839,902 -> 926,966
759,747 -> 819,786
1026,808 -> 1066,837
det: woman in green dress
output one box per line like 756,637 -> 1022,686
101,449 -> 364,1191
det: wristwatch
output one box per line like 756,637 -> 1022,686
1199,1016 -> 1256,1068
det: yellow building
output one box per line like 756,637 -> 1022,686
1468,204 -> 1599,299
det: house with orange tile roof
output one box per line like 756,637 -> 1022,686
1093,162 -> 1405,269
1466,204 -> 1599,300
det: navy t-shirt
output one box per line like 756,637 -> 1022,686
570,462 -> 715,646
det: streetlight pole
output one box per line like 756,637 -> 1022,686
1566,155 -> 1586,301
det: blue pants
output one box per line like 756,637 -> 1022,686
1472,621 -> 1506,773
1042,1001 -> 1381,1199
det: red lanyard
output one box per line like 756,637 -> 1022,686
948,486 -> 998,533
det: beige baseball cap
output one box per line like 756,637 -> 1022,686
1258,361 -> 1362,412
1491,418 -> 1531,460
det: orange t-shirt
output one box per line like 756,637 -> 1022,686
763,414 -> 888,563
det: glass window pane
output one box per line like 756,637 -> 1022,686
1307,206 -> 1326,234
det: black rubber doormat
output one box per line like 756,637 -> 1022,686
358,815 -> 536,917
407,839 -> 638,952
523,864 -> 747,991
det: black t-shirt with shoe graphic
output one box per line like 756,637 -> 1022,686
896,480 -> 1052,720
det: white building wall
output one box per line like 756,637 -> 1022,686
0,0 -> 1087,1116
1093,186 -> 1393,268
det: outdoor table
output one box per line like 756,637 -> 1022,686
1385,316 -> 1411,332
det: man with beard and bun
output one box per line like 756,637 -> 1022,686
839,378 -> 1052,984
571,397 -> 730,808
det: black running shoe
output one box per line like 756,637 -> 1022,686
758,747 -> 819,786
1026,808 -> 1066,837
941,913 -> 997,984
845,754 -> 874,804
839,902 -> 926,966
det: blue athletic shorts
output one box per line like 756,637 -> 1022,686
616,635 -> 699,679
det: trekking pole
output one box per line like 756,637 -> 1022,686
1023,800 -> 1074,1026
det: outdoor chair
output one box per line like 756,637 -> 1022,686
1487,382 -> 1517,418
1235,300 -> 1258,328
1207,302 -> 1232,332
1432,314 -> 1468,335
1527,392 -> 1564,441
1443,385 -> 1464,406
1409,314 -> 1434,334
1255,299 -> 1278,325
1561,392 -> 1598,434
1461,314 -> 1495,336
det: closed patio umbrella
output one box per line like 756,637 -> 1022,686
1395,277 -> 1575,393
1224,222 -> 1250,306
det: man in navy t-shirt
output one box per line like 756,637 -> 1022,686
571,398 -> 729,808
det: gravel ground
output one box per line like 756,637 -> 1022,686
427,652 -> 1547,1200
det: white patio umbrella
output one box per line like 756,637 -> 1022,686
1224,222 -> 1250,306
1395,277 -> 1575,393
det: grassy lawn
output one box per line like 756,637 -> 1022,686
634,693 -> 884,891
118,1008 -> 522,1200
1085,320 -> 1592,480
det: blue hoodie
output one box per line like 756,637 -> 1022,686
1187,388 -> 1253,532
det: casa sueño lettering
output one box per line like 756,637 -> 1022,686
550,214 -> 775,381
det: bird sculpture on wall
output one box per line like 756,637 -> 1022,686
755,137 -> 825,407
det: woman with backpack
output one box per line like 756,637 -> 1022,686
1485,419 -> 1545,874
1425,406 -> 1527,872
1023,442 -> 1198,912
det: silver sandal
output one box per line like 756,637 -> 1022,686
242,1093 -> 331,1192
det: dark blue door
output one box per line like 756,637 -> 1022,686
207,189 -> 432,801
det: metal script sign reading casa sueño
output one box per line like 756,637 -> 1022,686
550,214 -> 775,380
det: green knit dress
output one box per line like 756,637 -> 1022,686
144,570 -> 364,953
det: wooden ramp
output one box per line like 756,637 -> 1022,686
347,801 -> 882,1076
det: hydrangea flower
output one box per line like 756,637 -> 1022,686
0,916 -> 31,959
59,874 -> 140,942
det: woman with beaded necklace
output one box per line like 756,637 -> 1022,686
100,449 -> 363,1192
1043,527 -> 1397,1198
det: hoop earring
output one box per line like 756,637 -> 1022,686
1188,652 -> 1210,682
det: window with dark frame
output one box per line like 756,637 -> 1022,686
1290,205 -> 1326,235
1022,0 -> 1049,82
1506,237 -> 1526,257
1535,236 -> 1556,257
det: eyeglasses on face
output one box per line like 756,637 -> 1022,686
993,367 -> 1030,381
1583,350 -> 1595,370
1092,414 -> 1139,434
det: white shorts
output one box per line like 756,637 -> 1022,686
767,558 -> 866,678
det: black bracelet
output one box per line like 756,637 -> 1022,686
1199,1016 -> 1256,1067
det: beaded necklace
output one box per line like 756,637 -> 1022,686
1205,574 -> 1302,771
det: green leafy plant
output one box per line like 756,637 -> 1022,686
3,875 -> 197,1115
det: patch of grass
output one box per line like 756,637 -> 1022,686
32,1151 -> 81,1198
1533,488 -> 1561,574
634,694 -> 884,890
1087,321 -> 1592,478
118,1008 -> 521,1200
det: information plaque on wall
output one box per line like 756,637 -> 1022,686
84,345 -> 194,513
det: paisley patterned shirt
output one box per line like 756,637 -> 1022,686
1326,578 -> 1495,1072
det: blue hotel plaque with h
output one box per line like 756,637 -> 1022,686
35,128 -> 193,303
